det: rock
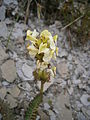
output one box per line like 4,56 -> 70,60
0,6 -> 6,21
59,50 -> 68,58
0,87 -> 7,99
37,77 -> 54,92
0,46 -> 9,64
6,94 -> 17,108
22,63 -> 34,81
38,108 -> 49,120
80,94 -> 90,106
4,0 -> 18,5
68,87 -> 73,95
77,112 -> 86,120
12,28 -> 24,39
1,60 -> 17,83
0,22 -> 8,39
0,113 -> 3,120
44,103 -> 50,111
49,110 -> 56,120
2,81 -> 9,86
18,82 -> 32,91
7,85 -> 20,98
57,62 -> 69,78
54,92 -> 72,120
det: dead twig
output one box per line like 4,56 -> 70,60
25,0 -> 32,24
60,14 -> 84,31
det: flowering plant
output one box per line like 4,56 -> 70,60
26,29 -> 58,95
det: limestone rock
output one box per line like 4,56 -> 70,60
22,63 -> 34,81
0,46 -> 9,64
0,22 -> 8,39
0,6 -> 6,21
80,94 -> 90,106
7,85 -> 20,98
57,62 -> 69,78
54,92 -> 72,120
6,94 -> 17,108
0,87 -> 7,99
1,60 -> 17,83
18,82 -> 32,91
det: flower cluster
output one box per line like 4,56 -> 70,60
26,29 -> 58,78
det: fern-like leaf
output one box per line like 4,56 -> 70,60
25,94 -> 42,120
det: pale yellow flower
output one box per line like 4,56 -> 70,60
49,35 -> 56,51
27,44 -> 38,57
40,30 -> 51,39
53,35 -> 58,43
38,43 -> 49,54
43,50 -> 54,62
56,47 -> 59,56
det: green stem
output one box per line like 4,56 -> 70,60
40,81 -> 44,101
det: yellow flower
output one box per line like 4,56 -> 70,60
53,35 -> 58,43
40,30 -> 51,39
36,60 -> 48,70
43,50 -> 54,62
49,36 -> 56,51
38,43 -> 49,54
26,29 -> 38,44
56,47 -> 59,56
27,44 -> 38,57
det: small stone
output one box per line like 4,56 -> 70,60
6,94 -> 17,108
0,87 -> 7,99
49,110 -> 56,120
68,87 -> 73,95
38,108 -> 49,120
4,0 -> 18,5
22,63 -> 34,81
44,103 -> 50,111
18,82 -> 32,91
7,85 -> 20,98
2,81 -> 9,86
57,62 -> 69,78
54,92 -> 72,120
0,6 -> 6,21
0,22 -> 8,39
80,94 -> 90,106
77,112 -> 86,120
1,60 -> 17,83
12,28 -> 24,39
0,46 -> 9,64
59,50 -> 68,58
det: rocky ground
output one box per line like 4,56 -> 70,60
0,0 -> 90,120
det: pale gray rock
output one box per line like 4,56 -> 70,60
57,62 -> 69,78
38,108 -> 49,120
1,60 -> 17,83
0,6 -> 6,21
6,94 -> 17,108
44,103 -> 50,111
0,46 -> 9,64
49,110 -> 56,120
0,22 -> 8,39
0,87 -> 7,99
7,85 -> 20,98
59,50 -> 68,58
80,94 -> 90,106
77,112 -> 86,120
22,63 -> 34,81
18,82 -> 32,91
2,81 -> 9,86
4,0 -> 18,5
54,92 -> 72,120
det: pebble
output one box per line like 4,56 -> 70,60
1,60 -> 17,83
44,103 -> 50,111
6,94 -> 17,108
57,62 -> 69,78
7,85 -> 20,98
80,94 -> 90,106
0,6 -> 6,21
18,82 -> 32,91
0,46 -> 9,64
0,87 -> 7,99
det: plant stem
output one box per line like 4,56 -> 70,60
40,81 -> 44,101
